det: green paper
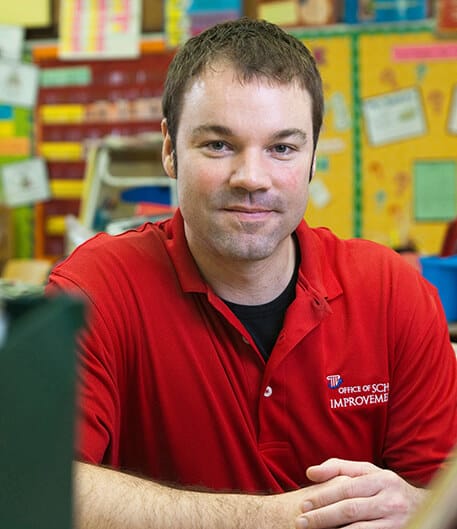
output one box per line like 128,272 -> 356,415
414,161 -> 457,221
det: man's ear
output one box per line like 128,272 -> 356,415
161,119 -> 176,179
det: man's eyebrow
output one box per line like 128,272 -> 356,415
190,124 -> 234,139
190,125 -> 308,142
270,128 -> 308,142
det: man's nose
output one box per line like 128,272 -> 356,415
228,150 -> 272,192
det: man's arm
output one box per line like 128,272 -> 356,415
74,460 -> 430,529
74,461 -> 307,529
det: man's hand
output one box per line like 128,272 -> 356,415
294,458 -> 428,529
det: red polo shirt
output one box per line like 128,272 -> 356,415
48,211 -> 457,491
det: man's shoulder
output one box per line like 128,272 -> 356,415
302,223 -> 400,263
64,223 -> 163,262
50,221 -> 171,285
299,223 -> 423,294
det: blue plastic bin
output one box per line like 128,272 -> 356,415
420,255 -> 457,322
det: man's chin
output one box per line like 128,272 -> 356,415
214,237 -> 278,262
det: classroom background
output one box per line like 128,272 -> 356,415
1,0 -> 457,321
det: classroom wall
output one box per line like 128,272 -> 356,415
1,1 -> 456,262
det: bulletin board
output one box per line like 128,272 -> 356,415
358,29 -> 457,254
293,24 -> 457,254
24,21 -> 457,260
297,33 -> 355,240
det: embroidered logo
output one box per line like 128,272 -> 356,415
327,378 -> 390,409
326,374 -> 343,389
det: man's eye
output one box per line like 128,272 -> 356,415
208,141 -> 226,151
273,144 -> 292,154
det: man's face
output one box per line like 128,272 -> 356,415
162,63 -> 315,264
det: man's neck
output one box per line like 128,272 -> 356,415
189,236 -> 297,306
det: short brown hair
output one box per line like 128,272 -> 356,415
162,17 -> 324,152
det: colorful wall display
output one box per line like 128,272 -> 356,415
359,29 -> 457,254
27,21 -> 457,260
0,24 -> 37,260
32,39 -> 174,259
257,0 -> 338,27
58,0 -> 141,59
164,0 -> 242,47
295,23 -> 457,255
0,104 -> 34,258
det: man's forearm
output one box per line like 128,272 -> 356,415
74,461 -> 303,529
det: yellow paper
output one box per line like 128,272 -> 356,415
39,142 -> 83,161
45,215 -> 67,235
0,122 -> 15,137
40,105 -> 85,124
0,0 -> 50,27
258,1 -> 298,26
50,179 -> 84,199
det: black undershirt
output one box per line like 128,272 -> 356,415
224,244 -> 300,361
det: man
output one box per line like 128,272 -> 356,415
47,17 -> 457,529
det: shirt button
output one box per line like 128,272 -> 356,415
264,386 -> 273,397
242,336 -> 250,344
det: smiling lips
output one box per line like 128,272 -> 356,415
222,207 -> 275,222
226,206 -> 272,213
